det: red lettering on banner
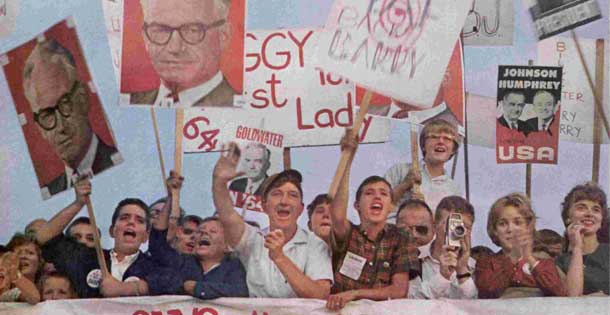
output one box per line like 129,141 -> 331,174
167,310 -> 183,315
133,311 -> 148,315
251,311 -> 269,315
287,30 -> 313,68
250,74 -> 286,109
183,116 -> 219,151
296,92 -> 354,130
245,33 -> 261,71
262,32 -> 290,70
193,307 -> 218,315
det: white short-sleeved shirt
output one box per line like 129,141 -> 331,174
384,160 -> 461,218
235,223 -> 333,298
408,242 -> 477,299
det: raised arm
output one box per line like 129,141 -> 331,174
331,129 -> 358,240
36,178 -> 90,245
212,143 -> 246,247
154,170 -> 183,235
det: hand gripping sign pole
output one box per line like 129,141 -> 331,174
410,123 -> 422,197
328,90 -> 372,199
171,109 -> 184,223
525,60 -> 533,199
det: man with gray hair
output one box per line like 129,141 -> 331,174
130,0 -> 237,107
23,38 -> 119,197
229,142 -> 270,196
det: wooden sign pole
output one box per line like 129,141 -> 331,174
525,60 -> 533,199
572,31 -> 610,140
410,123 -> 422,196
85,197 -> 109,277
592,39 -> 604,183
171,109 -> 184,221
283,148 -> 291,170
150,108 -> 167,186
328,90 -> 372,199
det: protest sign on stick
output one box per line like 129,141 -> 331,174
537,37 -> 610,143
496,65 -> 563,164
525,0 -> 602,40
244,28 -> 390,146
315,0 -> 471,109
1,18 -> 123,200
119,0 -> 245,108
328,90 -> 372,199
591,39 -> 604,183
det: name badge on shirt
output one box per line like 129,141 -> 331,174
339,251 -> 367,280
86,269 -> 102,288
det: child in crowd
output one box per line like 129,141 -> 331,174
39,272 -> 77,301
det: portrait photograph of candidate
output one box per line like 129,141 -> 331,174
229,142 -> 271,196
121,0 -> 244,108
524,90 -> 560,135
2,20 -> 121,199
496,90 -> 536,135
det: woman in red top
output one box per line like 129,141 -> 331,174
475,193 -> 567,298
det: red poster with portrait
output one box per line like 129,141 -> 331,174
119,0 -> 245,108
1,18 -> 122,200
495,65 -> 562,164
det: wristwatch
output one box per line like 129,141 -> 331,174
456,272 -> 471,279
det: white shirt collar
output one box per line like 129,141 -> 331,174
539,117 -> 553,131
418,241 -> 433,259
65,135 -> 98,187
154,72 -> 223,108
109,250 -> 140,281
420,159 -> 450,182
246,177 -> 265,194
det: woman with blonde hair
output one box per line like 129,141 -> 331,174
475,193 -> 566,298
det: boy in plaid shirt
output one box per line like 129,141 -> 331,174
326,129 -> 411,311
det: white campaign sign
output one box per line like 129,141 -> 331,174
244,28 -> 390,147
101,0 -> 123,84
315,0 -> 472,108
463,0 -> 514,46
1,296 -> 608,315
537,38 -> 609,144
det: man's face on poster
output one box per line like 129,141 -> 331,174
533,91 -> 556,121
242,145 -> 269,182
24,49 -> 92,168
141,0 -> 227,90
502,92 -> 526,122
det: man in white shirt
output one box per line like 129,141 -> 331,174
406,196 -> 477,299
385,119 -> 461,217
212,143 -> 333,298
130,0 -> 236,107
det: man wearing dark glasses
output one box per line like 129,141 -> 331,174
130,0 -> 237,107
408,196 -> 477,299
22,39 -> 119,197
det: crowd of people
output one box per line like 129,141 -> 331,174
0,120 -> 608,307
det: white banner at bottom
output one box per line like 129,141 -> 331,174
0,296 -> 608,315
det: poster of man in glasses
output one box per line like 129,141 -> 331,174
1,19 -> 122,199
120,0 -> 244,108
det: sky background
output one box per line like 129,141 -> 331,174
0,0 -> 608,251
